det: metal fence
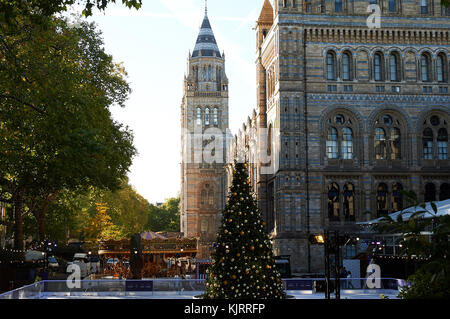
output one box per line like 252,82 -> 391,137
0,278 -> 408,299
283,278 -> 407,291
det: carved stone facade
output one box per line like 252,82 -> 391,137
229,0 -> 450,274
180,10 -> 229,259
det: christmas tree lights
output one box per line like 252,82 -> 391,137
203,162 -> 285,299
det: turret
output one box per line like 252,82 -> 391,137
185,8 -> 227,93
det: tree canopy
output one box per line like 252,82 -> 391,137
23,180 -> 151,244
146,197 -> 180,233
376,191 -> 450,299
0,0 -> 142,20
0,14 -> 136,250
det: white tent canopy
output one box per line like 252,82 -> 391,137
25,250 -> 45,261
357,199 -> 450,225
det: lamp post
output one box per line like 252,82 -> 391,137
44,239 -> 49,272
310,231 -> 360,299
324,231 -> 331,299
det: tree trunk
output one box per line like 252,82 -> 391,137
37,192 -> 59,241
13,189 -> 25,253
38,214 -> 45,242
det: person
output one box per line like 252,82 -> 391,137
341,267 -> 348,289
347,270 -> 354,289
34,269 -> 42,283
90,262 -> 97,275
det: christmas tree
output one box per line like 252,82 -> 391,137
203,162 -> 285,299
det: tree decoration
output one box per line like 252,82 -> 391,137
203,162 -> 285,299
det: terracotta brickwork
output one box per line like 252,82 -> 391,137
180,12 -> 229,259
229,0 -> 450,274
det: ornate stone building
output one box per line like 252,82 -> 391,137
229,0 -> 450,274
180,9 -> 229,259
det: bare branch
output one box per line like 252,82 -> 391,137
0,94 -> 45,114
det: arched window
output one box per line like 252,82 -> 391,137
205,108 -> 210,125
388,0 -> 397,12
213,108 -> 219,126
389,53 -> 400,82
420,0 -> 429,14
342,52 -> 352,81
390,128 -> 401,160
208,190 -> 214,206
336,114 -> 345,125
267,124 -> 273,157
325,113 -> 357,162
373,52 -> 384,81
196,107 -> 202,125
203,66 -> 207,81
327,127 -> 339,159
423,128 -> 434,160
437,128 -> 448,160
440,183 -> 450,201
422,115 -> 449,161
305,0 -> 312,12
424,183 -> 436,202
326,51 -> 337,80
335,0 -> 343,12
437,54 -> 447,83
208,65 -> 212,81
343,183 -> 355,221
217,66 -> 222,85
342,127 -> 353,159
442,5 -> 450,16
328,183 -> 340,221
374,128 -> 387,159
392,183 -> 403,212
421,53 -> 432,82
201,189 -> 207,205
374,114 -> 404,162
377,183 -> 388,217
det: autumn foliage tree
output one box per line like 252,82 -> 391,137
29,181 -> 150,244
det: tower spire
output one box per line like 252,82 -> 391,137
191,2 -> 221,58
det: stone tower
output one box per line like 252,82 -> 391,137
180,7 -> 229,259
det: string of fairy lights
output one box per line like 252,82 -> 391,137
0,241 -> 58,264
374,255 -> 431,261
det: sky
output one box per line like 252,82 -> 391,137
83,0 -> 267,203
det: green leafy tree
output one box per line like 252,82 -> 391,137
203,162 -> 285,299
32,181 -> 150,243
147,197 -> 180,232
0,0 -> 142,21
0,15 -> 136,250
100,181 -> 149,237
42,188 -> 95,243
376,191 -> 450,299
